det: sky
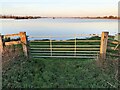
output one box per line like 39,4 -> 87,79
0,0 -> 119,17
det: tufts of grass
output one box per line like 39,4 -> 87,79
2,44 -> 23,70
2,57 -> 119,88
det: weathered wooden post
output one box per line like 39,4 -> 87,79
0,34 -> 3,57
19,32 -> 28,57
0,34 -> 2,90
100,32 -> 109,60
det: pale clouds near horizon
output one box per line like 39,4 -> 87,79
0,0 -> 119,17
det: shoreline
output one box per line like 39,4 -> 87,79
0,17 -> 119,20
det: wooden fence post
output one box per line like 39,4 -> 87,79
19,32 -> 28,57
100,32 -> 109,60
0,34 -> 3,56
0,34 -> 2,90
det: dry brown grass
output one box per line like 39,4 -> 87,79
2,45 -> 23,69
96,56 -> 119,87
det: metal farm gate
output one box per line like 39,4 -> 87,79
0,32 -> 118,60
28,34 -> 102,59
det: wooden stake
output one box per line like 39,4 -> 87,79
19,32 -> 28,57
100,32 -> 109,60
0,34 -> 3,57
0,34 -> 2,90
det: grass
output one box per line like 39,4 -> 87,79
2,44 -> 23,69
2,56 -> 119,88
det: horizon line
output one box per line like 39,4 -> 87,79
0,14 -> 118,17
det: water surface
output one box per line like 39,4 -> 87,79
0,18 -> 118,40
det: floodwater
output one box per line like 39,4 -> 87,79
0,18 -> 118,40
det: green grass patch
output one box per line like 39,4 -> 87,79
2,57 -> 119,88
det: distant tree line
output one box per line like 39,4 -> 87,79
0,15 -> 41,19
97,16 -> 118,19
0,15 -> 119,19
84,16 -> 119,19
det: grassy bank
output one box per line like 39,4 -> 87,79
2,56 -> 118,88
